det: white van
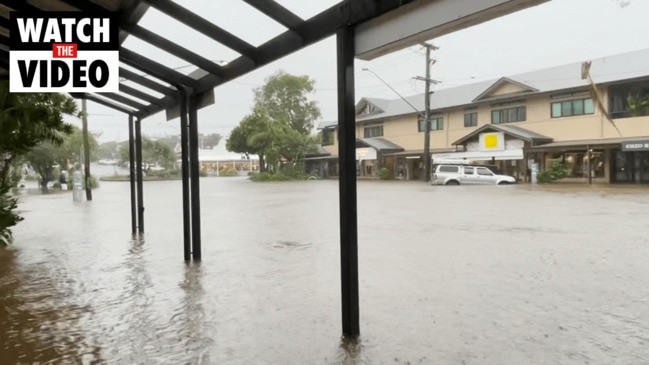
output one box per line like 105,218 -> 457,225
430,164 -> 516,185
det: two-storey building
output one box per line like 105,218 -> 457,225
311,48 -> 649,183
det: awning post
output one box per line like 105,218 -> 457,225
128,115 -> 137,236
179,88 -> 192,261
135,117 -> 145,235
188,96 -> 202,261
337,25 -> 360,339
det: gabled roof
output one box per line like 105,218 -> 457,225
356,138 -> 404,152
452,124 -> 553,146
355,97 -> 392,116
317,120 -> 338,129
329,48 -> 649,126
472,77 -> 539,102
305,146 -> 332,157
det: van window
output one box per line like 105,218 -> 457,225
477,167 -> 494,176
463,167 -> 474,175
438,165 -> 459,173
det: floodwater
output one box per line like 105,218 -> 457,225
1,176 -> 649,364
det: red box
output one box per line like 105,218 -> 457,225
52,43 -> 78,58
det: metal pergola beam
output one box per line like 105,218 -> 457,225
242,0 -> 303,31
119,68 -> 176,97
184,0 -> 417,105
101,92 -> 149,111
119,83 -> 165,105
1,0 -> 420,120
145,0 -> 258,62
57,0 -> 108,12
120,48 -> 202,90
0,17 -> 10,30
122,23 -> 226,79
70,93 -> 136,115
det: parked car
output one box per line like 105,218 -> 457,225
430,164 -> 516,185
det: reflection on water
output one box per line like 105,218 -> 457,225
0,248 -> 102,364
2,179 -> 649,364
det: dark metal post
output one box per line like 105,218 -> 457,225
180,89 -> 192,261
337,25 -> 360,338
128,115 -> 137,236
188,97 -> 202,261
135,118 -> 145,235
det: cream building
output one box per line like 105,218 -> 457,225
312,48 -> 649,183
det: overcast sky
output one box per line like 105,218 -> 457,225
69,0 -> 649,143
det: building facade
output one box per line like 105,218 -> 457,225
311,48 -> 649,183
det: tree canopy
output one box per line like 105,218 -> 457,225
226,71 -> 321,173
97,141 -> 120,160
24,126 -> 99,192
0,81 -> 77,245
118,137 -> 177,170
0,80 -> 77,182
200,133 -> 223,149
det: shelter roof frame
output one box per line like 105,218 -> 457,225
0,0 -> 423,119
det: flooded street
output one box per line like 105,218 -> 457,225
1,178 -> 649,364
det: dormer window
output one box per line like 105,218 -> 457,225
360,103 -> 376,115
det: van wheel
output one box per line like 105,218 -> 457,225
446,180 -> 460,185
497,181 -> 509,185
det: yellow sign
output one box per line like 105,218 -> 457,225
479,132 -> 505,151
484,134 -> 498,149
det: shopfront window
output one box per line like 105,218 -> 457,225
545,151 -> 605,179
613,150 -> 649,183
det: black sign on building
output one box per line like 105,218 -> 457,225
621,140 -> 649,151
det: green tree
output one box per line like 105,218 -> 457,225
226,71 -> 321,174
24,126 -> 98,192
200,133 -> 223,149
118,137 -> 177,170
24,142 -> 63,193
60,126 -> 99,166
227,107 -> 273,172
97,141 -> 120,160
254,71 -> 321,135
0,81 -> 77,183
537,160 -> 571,184
0,178 -> 23,246
0,80 -> 77,245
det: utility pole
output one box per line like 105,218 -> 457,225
81,98 -> 92,201
414,43 -> 440,182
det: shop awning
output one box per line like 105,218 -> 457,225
529,136 -> 649,150
356,138 -> 404,153
432,149 -> 524,162
383,148 -> 457,157
453,124 -> 553,146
